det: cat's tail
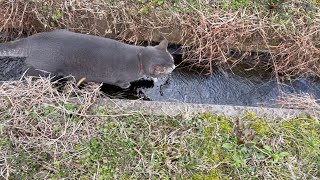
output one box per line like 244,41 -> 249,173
0,39 -> 27,57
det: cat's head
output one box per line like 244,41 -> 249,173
140,39 -> 175,78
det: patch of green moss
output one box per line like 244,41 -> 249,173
202,113 -> 233,133
194,112 -> 315,178
279,117 -> 320,172
249,119 -> 270,135
280,117 -> 320,140
192,168 -> 225,180
220,0 -> 251,10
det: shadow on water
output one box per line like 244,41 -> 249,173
1,44 -> 320,108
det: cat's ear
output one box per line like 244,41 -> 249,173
156,39 -> 168,51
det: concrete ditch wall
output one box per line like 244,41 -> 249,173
93,99 -> 320,120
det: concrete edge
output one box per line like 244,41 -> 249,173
92,99 -> 320,120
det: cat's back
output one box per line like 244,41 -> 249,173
26,29 -> 125,49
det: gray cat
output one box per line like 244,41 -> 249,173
0,29 -> 175,88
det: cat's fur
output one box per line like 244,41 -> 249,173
0,29 -> 175,88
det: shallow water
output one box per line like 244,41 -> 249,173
1,55 -> 320,108
134,69 -> 320,107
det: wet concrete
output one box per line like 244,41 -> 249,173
93,98 -> 320,119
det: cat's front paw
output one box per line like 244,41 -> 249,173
118,82 -> 131,89
151,77 -> 158,82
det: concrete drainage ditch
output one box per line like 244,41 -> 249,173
1,46 -> 320,119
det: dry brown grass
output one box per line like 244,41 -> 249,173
0,0 -> 319,78
276,92 -> 320,110
0,76 -> 102,113
180,4 -> 320,77
0,77 -> 104,178
0,0 -> 179,43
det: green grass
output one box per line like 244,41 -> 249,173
1,104 -> 319,179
